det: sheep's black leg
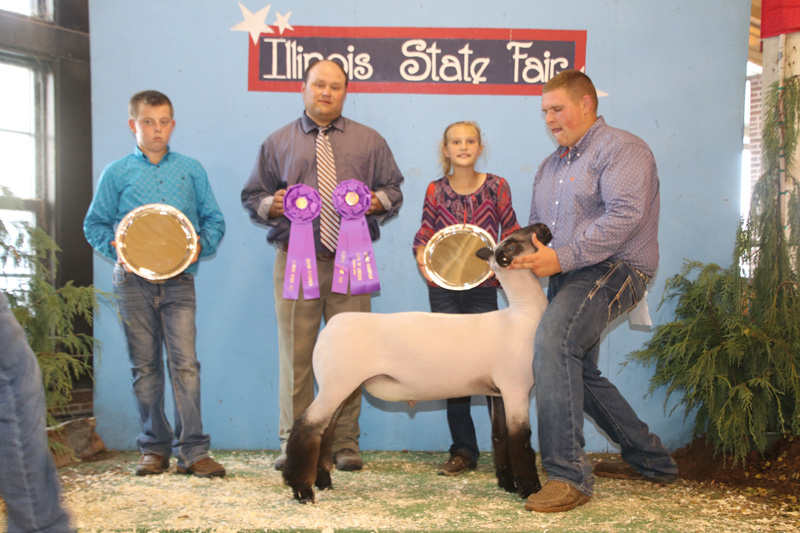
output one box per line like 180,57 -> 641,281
507,422 -> 541,498
491,396 -> 517,493
315,401 -> 345,491
283,410 -> 325,503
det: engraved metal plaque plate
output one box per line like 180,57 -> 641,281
422,224 -> 496,291
115,203 -> 198,281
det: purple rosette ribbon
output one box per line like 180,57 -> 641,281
331,179 -> 381,295
282,184 -> 321,300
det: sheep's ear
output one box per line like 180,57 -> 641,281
475,247 -> 493,261
532,223 -> 553,246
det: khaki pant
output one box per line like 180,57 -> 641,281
273,249 -> 370,454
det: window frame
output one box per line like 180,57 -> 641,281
0,52 -> 54,291
0,53 -> 52,216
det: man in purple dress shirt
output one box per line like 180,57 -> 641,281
241,60 -> 403,473
510,70 -> 678,513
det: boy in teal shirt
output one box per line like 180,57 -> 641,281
84,90 -> 226,477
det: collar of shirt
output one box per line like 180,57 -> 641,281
300,112 -> 345,135
134,145 -> 173,164
556,116 -> 607,164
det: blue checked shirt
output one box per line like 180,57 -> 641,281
84,146 -> 225,275
528,117 -> 660,278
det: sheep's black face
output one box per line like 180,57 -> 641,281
494,234 -> 533,267
476,223 -> 553,267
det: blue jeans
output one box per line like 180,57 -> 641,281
0,292 -> 73,532
113,265 -> 210,468
428,285 -> 497,463
534,260 -> 678,495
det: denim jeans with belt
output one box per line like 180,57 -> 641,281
428,285 -> 497,464
113,265 -> 210,468
534,259 -> 678,495
0,292 -> 73,532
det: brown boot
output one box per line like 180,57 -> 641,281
595,460 -> 678,484
333,449 -> 363,471
525,481 -> 591,513
437,454 -> 476,476
176,457 -> 226,478
135,453 -> 169,476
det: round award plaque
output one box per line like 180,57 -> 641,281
115,203 -> 198,281
422,224 -> 496,291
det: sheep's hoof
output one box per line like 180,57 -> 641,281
293,487 -> 315,504
315,469 -> 333,490
517,478 -> 542,499
496,470 -> 517,494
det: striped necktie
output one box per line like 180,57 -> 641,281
316,125 -> 339,252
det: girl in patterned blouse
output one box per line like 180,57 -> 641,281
412,121 -> 521,477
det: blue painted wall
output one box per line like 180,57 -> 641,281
89,0 -> 749,453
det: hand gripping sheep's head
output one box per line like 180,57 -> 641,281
475,223 -> 553,267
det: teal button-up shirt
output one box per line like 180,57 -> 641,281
84,146 -> 225,274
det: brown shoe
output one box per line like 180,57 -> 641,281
334,448 -> 363,471
135,453 -> 169,476
273,453 -> 287,471
525,481 -> 591,513
595,460 -> 677,484
176,457 -> 226,478
437,454 -> 476,476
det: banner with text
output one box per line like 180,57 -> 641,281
248,26 -> 587,95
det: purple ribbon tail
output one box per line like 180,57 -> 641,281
332,246 -> 349,294
362,248 -> 381,293
332,217 -> 380,295
356,218 -> 380,293
283,221 -> 320,300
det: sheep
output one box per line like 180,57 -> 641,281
283,223 -> 552,504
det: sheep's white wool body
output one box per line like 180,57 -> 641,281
284,225 -> 551,503
308,254 -> 547,425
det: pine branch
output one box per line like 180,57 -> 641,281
1,187 -> 113,424
628,76 -> 800,464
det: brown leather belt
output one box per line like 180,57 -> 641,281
279,241 -> 336,262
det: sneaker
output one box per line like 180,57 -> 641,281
176,457 -> 226,478
594,460 -> 677,484
135,453 -> 169,476
334,448 -> 363,471
274,453 -> 287,471
437,454 -> 476,476
525,480 -> 591,513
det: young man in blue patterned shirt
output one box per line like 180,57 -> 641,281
511,71 -> 678,513
84,90 -> 226,478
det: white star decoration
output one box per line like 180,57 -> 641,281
273,11 -> 293,35
231,2 -> 273,45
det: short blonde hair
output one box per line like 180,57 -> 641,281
438,121 -> 484,176
543,70 -> 598,112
